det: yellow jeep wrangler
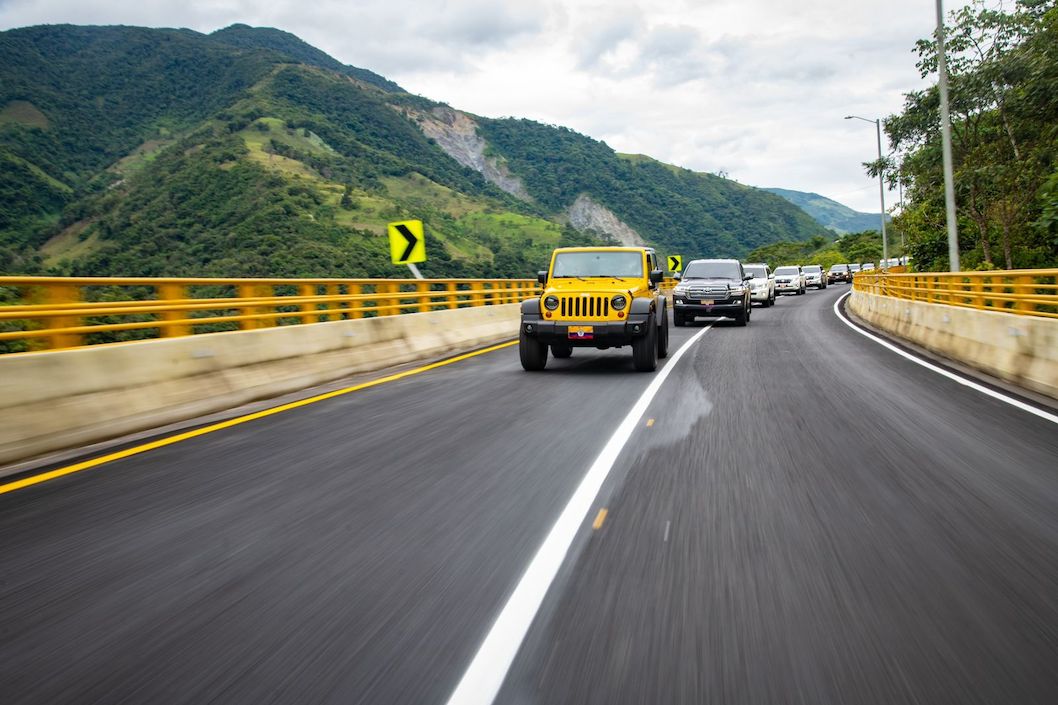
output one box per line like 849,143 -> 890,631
520,246 -> 670,371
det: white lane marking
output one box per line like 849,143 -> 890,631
834,292 -> 1058,425
445,325 -> 714,705
663,520 -> 671,543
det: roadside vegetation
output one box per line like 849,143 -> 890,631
883,0 -> 1058,271
746,231 -> 896,270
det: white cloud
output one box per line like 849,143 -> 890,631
0,0 -> 953,213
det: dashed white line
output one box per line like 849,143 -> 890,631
834,292 -> 1057,425
444,324 -> 714,705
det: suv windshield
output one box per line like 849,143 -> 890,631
803,265 -> 822,274
552,251 -> 643,278
830,264 -> 849,272
743,265 -> 767,278
683,261 -> 741,279
774,266 -> 800,275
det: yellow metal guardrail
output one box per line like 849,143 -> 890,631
853,269 -> 1058,319
0,276 -> 542,353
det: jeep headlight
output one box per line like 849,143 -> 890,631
543,295 -> 559,310
611,294 -> 627,311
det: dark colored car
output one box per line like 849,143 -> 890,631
828,263 -> 852,283
671,259 -> 753,326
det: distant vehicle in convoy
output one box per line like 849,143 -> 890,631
802,264 -> 827,289
742,263 -> 776,307
828,264 -> 852,283
773,265 -> 806,295
520,246 -> 669,372
671,259 -> 753,326
860,262 -> 876,272
849,263 -> 862,276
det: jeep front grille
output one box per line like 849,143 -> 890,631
559,295 -> 611,319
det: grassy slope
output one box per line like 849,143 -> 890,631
2,24 -> 836,277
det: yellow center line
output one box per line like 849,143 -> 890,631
592,508 -> 608,530
0,340 -> 518,496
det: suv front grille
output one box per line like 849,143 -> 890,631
559,295 -> 611,319
688,286 -> 730,299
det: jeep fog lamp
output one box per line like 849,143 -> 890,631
544,295 -> 559,310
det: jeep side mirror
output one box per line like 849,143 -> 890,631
649,269 -> 664,284
537,271 -> 547,284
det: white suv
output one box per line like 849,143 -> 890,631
802,264 -> 827,290
773,265 -> 806,295
742,262 -> 775,307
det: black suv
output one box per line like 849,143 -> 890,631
671,259 -> 753,326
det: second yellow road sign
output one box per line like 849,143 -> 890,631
388,220 -> 427,265
667,255 -> 683,273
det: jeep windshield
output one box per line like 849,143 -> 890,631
683,261 -> 741,279
552,251 -> 643,278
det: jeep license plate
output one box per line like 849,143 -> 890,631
568,325 -> 594,340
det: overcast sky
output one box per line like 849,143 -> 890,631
1,0 -> 952,213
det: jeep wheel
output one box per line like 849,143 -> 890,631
519,329 -> 549,370
632,315 -> 658,371
657,307 -> 669,359
551,343 -> 573,359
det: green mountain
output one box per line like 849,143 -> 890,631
0,24 -> 828,278
763,187 -> 887,235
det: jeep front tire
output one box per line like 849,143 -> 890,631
520,328 -> 549,370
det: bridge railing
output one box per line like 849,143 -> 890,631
0,276 -> 542,353
853,269 -> 1058,319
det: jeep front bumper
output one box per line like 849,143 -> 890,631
521,319 -> 650,346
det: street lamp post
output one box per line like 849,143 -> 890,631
936,0 -> 960,271
845,115 -> 888,267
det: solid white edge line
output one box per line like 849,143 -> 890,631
834,292 -> 1058,425
444,324 -> 714,705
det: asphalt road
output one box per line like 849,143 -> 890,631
1,284 -> 1056,705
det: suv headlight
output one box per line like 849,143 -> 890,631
611,294 -> 627,310
728,286 -> 745,296
673,285 -> 688,294
543,295 -> 559,310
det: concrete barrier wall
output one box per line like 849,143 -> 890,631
848,290 -> 1058,399
0,304 -> 521,466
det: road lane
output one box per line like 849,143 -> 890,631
497,284 -> 1058,704
0,326 -> 701,705
4,285 -> 1056,705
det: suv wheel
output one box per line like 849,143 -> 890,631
632,315 -> 658,371
673,312 -> 686,327
519,328 -> 549,370
733,301 -> 749,326
550,343 -> 572,358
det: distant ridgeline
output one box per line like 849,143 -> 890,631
0,24 -> 827,277
762,188 -> 888,235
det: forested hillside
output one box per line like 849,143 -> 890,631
0,23 -> 827,278
763,187 -> 887,234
